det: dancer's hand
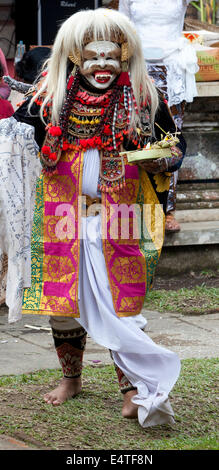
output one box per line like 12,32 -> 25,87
138,157 -> 168,174
138,146 -> 183,174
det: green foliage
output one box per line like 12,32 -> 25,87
144,286 -> 219,314
191,1 -> 217,24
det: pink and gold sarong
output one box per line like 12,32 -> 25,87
23,149 -> 169,318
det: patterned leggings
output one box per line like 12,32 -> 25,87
50,316 -> 136,394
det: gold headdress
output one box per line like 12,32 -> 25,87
69,49 -> 81,67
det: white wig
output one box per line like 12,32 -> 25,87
32,8 -> 159,129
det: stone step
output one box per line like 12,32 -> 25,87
175,201 -> 219,210
164,220 -> 219,247
176,188 -> 219,210
175,208 -> 219,223
176,189 -> 219,203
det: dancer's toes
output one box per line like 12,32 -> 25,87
43,392 -> 62,406
43,377 -> 82,406
122,389 -> 138,419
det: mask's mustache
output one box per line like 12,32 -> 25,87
80,64 -> 121,76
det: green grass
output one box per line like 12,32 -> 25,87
144,286 -> 219,314
0,359 -> 218,450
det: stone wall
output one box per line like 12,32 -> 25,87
177,92 -> 219,210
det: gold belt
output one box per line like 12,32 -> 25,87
81,194 -> 101,217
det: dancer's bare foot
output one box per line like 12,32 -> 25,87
44,377 -> 82,406
122,389 -> 138,419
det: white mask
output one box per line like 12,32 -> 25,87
80,41 -> 121,89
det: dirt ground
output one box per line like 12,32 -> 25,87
0,270 -> 218,449
153,270 -> 219,291
0,359 -> 218,450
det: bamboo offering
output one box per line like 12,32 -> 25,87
120,124 -> 180,163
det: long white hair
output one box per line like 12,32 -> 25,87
32,8 -> 159,130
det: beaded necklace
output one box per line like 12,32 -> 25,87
39,67 -> 151,193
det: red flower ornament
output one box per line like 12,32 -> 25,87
49,152 -> 58,161
62,141 -> 69,151
41,145 -> 51,155
48,126 -> 62,137
103,124 -> 111,135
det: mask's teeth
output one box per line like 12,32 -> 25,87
94,70 -> 112,81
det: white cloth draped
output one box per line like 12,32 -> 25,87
75,149 -> 181,427
0,117 -> 41,322
77,214 -> 180,427
164,37 -> 199,105
119,0 -> 199,106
